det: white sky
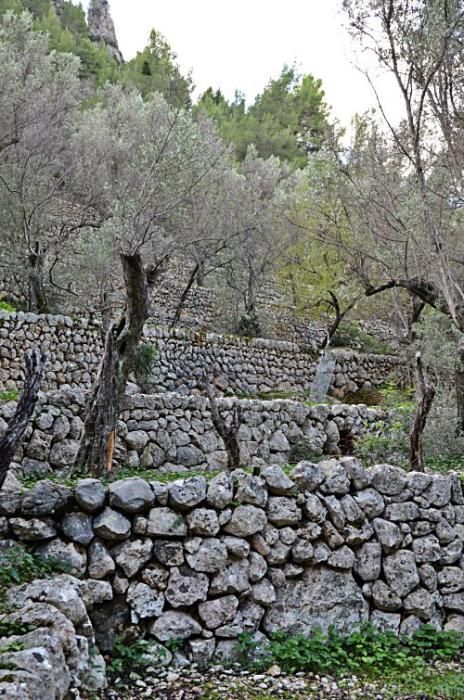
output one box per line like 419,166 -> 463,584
82,0 -> 403,131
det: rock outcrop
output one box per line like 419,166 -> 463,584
87,0 -> 123,63
0,573 -> 107,699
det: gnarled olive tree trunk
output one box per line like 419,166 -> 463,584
0,348 -> 47,488
410,352 -> 436,472
75,253 -> 147,477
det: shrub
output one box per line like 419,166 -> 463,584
331,321 -> 393,355
0,390 -> 19,403
132,342 -> 158,383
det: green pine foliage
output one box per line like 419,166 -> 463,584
0,0 -> 120,85
121,28 -> 192,107
195,65 -> 330,167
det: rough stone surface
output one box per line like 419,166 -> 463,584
2,460 -> 464,675
224,505 -> 267,537
93,508 -> 131,541
108,478 -> 154,514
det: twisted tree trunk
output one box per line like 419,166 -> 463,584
75,253 -> 147,477
202,376 -> 242,471
0,348 -> 47,488
410,352 -> 436,472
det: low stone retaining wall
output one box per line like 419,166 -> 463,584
118,393 -> 388,472
1,461 -> 463,668
0,390 -> 389,477
0,312 -> 401,398
145,326 -> 400,398
0,311 -> 103,392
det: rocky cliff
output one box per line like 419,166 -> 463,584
87,0 -> 123,63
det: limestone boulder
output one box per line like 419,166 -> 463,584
146,507 -> 187,537
186,508 -> 220,536
185,538 -> 228,573
369,464 -> 407,496
354,542 -> 382,582
168,477 -> 206,510
207,472 -> 233,509
267,497 -> 302,526
112,539 -> 153,577
263,565 -> 367,636
150,611 -> 202,641
75,479 -> 106,513
126,582 -> 164,620
93,507 -> 131,541
165,567 -> 209,607
198,595 -> 239,629
383,549 -> 420,597
108,477 -> 154,514
87,540 -> 115,579
36,539 -> 87,576
224,505 -> 267,537
61,512 -> 94,545
290,461 -> 324,491
9,518 -> 56,542
21,481 -> 72,517
260,465 -> 297,495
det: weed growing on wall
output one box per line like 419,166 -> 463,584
0,301 -> 15,313
0,544 -> 71,599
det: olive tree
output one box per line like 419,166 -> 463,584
220,146 -> 303,336
73,88 -> 232,475
0,12 -> 97,312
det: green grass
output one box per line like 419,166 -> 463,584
20,465 -> 228,491
0,390 -> 19,403
427,455 -> 464,474
0,301 -> 15,313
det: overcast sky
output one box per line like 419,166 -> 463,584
82,0 -> 402,131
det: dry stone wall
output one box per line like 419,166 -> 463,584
0,390 -> 388,478
145,327 -> 400,398
0,311 -> 103,392
0,312 -> 402,397
1,461 -> 464,668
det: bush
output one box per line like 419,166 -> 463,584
132,342 -> 158,383
0,300 -> 15,313
0,390 -> 19,403
107,636 -> 170,676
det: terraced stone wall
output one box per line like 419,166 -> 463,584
0,311 -> 103,393
1,461 -> 464,669
145,327 -> 401,398
0,390 -> 388,477
0,312 -> 402,398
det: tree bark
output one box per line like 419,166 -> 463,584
237,267 -> 261,337
170,262 -> 200,329
202,378 -> 241,471
326,291 -> 360,341
410,352 -> 436,472
75,253 -> 148,477
28,243 -> 49,314
455,342 -> 464,434
0,348 -> 47,488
